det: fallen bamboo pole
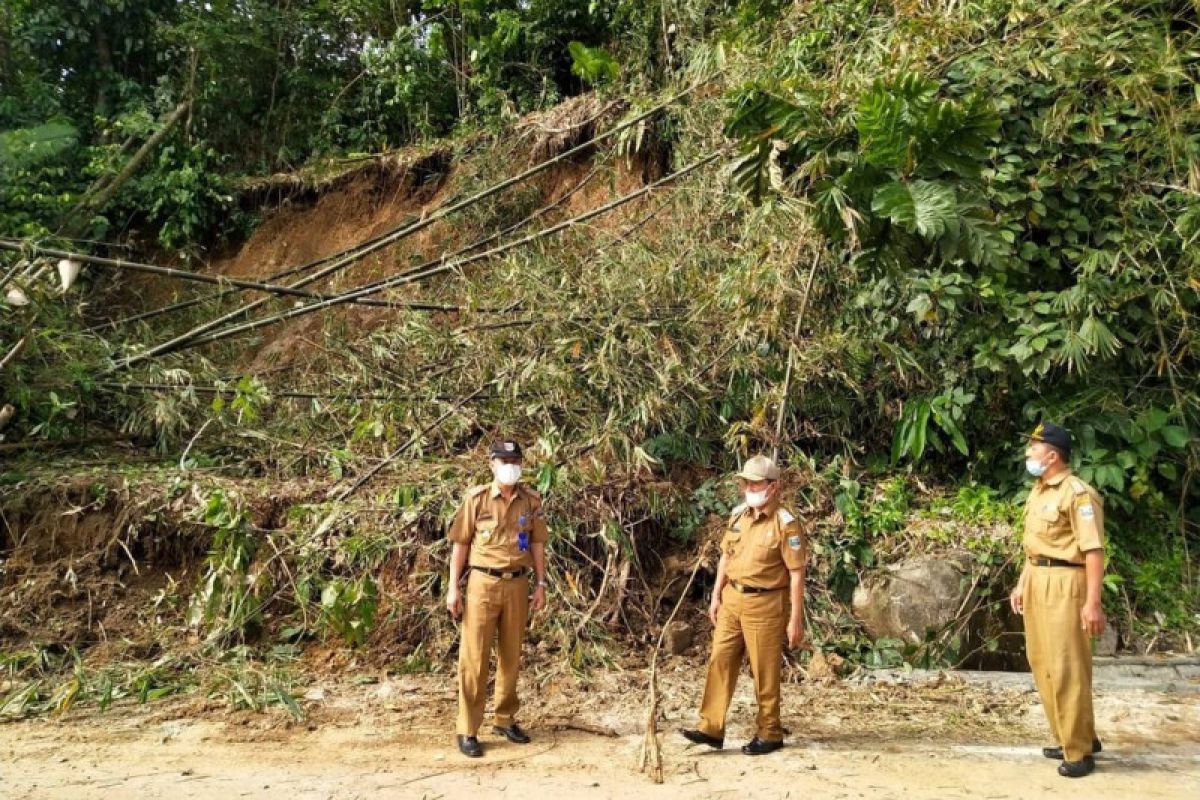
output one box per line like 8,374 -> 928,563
0,241 -> 441,309
115,82 -> 714,369
90,167 -> 599,331
148,149 -> 726,359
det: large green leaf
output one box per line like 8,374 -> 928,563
1160,426 -> 1190,448
872,179 -> 958,239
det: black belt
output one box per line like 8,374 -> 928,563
1029,557 -> 1084,568
471,566 -> 530,580
729,580 -> 786,594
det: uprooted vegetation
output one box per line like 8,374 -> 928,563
2,1 -> 1199,720
1,461 -> 1028,720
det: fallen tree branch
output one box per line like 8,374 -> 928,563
638,540 -> 712,783
60,99 -> 192,238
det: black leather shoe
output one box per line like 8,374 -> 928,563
1058,755 -> 1095,778
1043,738 -> 1102,760
741,737 -> 784,756
492,723 -> 531,744
457,735 -> 482,758
680,729 -> 724,749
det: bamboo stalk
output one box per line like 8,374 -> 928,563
333,383 -> 491,501
61,99 -> 192,238
638,542 -> 712,783
115,82 -> 712,369
0,335 -> 28,372
0,241 -> 426,309
772,250 -> 821,461
141,150 -> 725,360
88,215 -> 418,331
90,380 -> 498,403
0,258 -> 29,293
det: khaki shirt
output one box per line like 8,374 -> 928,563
720,499 -> 806,589
1022,470 -> 1104,564
447,482 -> 549,570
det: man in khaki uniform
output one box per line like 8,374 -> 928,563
1009,422 -> 1106,778
445,440 -> 548,758
682,455 -> 807,755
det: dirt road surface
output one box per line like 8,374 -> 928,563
4,662 -> 1198,799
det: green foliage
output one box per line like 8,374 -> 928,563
728,70 -> 1006,269
319,576 -> 379,648
188,490 -> 269,645
569,41 -> 620,87
0,121 -> 78,170
664,477 -> 736,542
937,484 -> 1018,528
891,388 -> 974,464
820,474 -> 912,601
720,0 -> 1198,630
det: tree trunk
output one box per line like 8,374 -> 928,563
62,98 -> 192,238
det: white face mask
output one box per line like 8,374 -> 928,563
494,463 -> 522,486
1025,458 -> 1047,477
745,489 -> 770,508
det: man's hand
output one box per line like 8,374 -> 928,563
531,583 -> 546,612
787,618 -> 805,649
446,586 -> 463,620
1009,585 -> 1024,615
708,595 -> 721,626
1081,601 -> 1106,636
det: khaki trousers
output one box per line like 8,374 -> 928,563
1024,565 -> 1096,762
455,571 -> 530,735
697,585 -> 787,741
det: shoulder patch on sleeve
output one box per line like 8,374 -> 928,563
1078,504 -> 1095,519
787,534 -> 803,550
777,508 -> 796,525
468,484 -> 488,498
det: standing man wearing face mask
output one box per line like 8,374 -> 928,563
1009,422 -> 1106,778
445,440 -> 548,758
681,454 -> 807,756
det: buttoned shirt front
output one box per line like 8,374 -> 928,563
1022,470 -> 1104,564
448,482 -> 549,570
720,499 -> 806,589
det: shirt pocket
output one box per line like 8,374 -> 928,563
475,518 -> 499,546
1036,504 -> 1062,530
723,531 -> 743,557
754,531 -> 781,564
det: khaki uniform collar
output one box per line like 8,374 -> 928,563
748,497 -> 780,521
490,481 -> 522,499
1040,469 -> 1071,488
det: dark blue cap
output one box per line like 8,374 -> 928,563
1027,421 -> 1071,456
489,440 -> 523,459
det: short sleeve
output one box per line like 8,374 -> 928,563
1070,491 -> 1104,552
719,516 -> 741,555
529,495 -> 549,544
779,520 -> 807,571
447,492 -> 476,545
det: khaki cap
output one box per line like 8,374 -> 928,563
736,454 -> 780,481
